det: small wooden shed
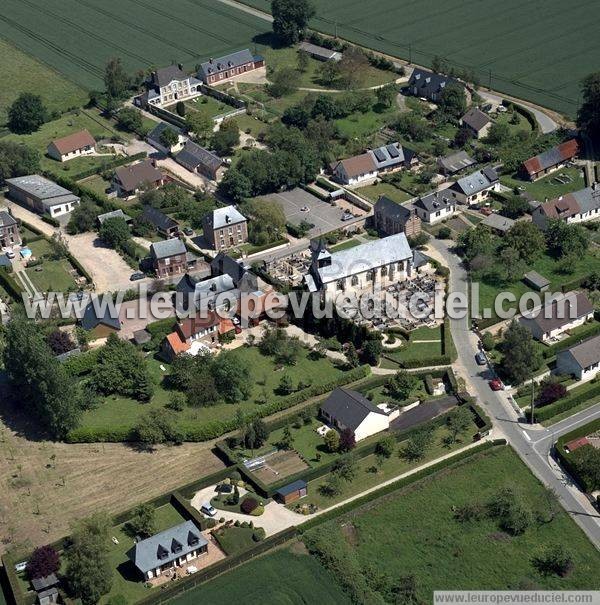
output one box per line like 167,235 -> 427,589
275,479 -> 308,504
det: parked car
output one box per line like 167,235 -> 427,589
130,272 -> 145,282
200,502 -> 216,517
475,351 -> 487,366
488,378 -> 504,391
5,250 -> 15,260
183,227 -> 193,236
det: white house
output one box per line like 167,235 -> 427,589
556,334 -> 600,382
139,64 -> 202,108
305,234 -> 414,301
449,167 -> 500,205
331,153 -> 377,185
519,291 -> 595,342
5,175 -> 80,218
320,387 -> 398,441
413,190 -> 456,224
459,108 -> 492,139
532,184 -> 600,230
47,129 -> 96,162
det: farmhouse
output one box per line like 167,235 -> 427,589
556,334 -> 600,382
413,190 -> 456,224
305,233 -> 413,300
150,238 -> 196,278
127,520 -> 209,580
531,184 -> 600,230
298,41 -> 342,62
331,153 -> 377,185
5,175 -> 80,217
480,213 -> 515,235
406,68 -> 461,102
202,205 -> 248,250
519,291 -> 594,342
449,167 -> 499,205
175,140 -> 223,181
113,160 -> 165,198
320,387 -> 398,441
0,210 -> 21,247
437,150 -> 476,176
373,196 -> 422,237
140,206 -> 179,238
198,49 -> 264,85
147,122 -> 186,154
459,108 -> 491,139
46,129 -> 96,162
138,64 -> 202,108
521,139 -> 579,181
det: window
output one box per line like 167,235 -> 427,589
381,265 -> 387,276
397,262 -> 403,270
337,279 -> 345,291
351,275 -> 359,286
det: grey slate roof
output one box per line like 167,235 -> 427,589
414,190 -> 455,214
81,298 -> 121,331
31,574 -> 58,592
570,185 -> 600,214
461,107 -> 491,132
437,151 -> 476,174
147,121 -> 183,146
557,334 -> 600,370
151,65 -> 189,87
452,167 -> 498,196
6,175 -> 80,207
141,206 -> 179,232
204,205 -> 246,230
298,41 -> 342,61
523,270 -> 550,290
374,195 -> 412,224
407,68 -> 459,99
368,142 -> 414,170
413,249 -> 432,269
175,140 -> 222,173
115,160 -> 163,192
314,233 -> 412,284
520,291 -> 594,334
321,388 -> 387,431
198,49 -> 256,80
276,479 -> 307,497
211,252 -> 255,288
151,238 -> 186,260
97,209 -> 131,224
0,255 -> 12,268
127,520 -> 207,574
0,211 -> 17,228
481,213 -> 515,233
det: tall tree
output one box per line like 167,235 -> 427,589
498,321 -> 542,386
104,57 -> 131,101
116,107 -> 143,133
503,221 -> 546,264
0,140 -> 40,183
272,0 -> 315,45
7,93 -> 47,134
186,111 -> 213,143
98,216 -> 131,250
577,72 -> 600,142
437,83 -> 467,119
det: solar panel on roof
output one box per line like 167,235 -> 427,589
386,145 -> 400,158
373,148 -> 386,163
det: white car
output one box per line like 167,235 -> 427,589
5,250 -> 15,260
200,502 -> 217,517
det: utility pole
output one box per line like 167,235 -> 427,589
488,69 -> 492,91
530,375 -> 535,425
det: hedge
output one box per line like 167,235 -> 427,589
0,269 -> 23,302
315,177 -> 339,192
1,550 -> 36,605
41,215 -> 60,228
527,380 -> 600,423
299,183 -> 329,202
62,348 -> 101,376
543,317 -> 600,358
501,100 -> 539,134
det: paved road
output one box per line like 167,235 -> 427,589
478,90 -> 558,134
428,238 -> 600,549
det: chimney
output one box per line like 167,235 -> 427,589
225,215 -> 231,223
178,63 -> 183,70
209,58 -> 214,64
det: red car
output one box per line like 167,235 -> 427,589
488,378 -> 503,391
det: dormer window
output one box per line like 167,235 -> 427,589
171,538 -> 183,554
188,531 -> 199,547
157,544 -> 169,560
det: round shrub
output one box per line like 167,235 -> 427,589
252,528 -> 266,542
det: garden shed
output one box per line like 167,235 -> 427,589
275,479 -> 307,504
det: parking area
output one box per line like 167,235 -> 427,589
261,188 -> 364,237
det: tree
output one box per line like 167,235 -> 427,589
532,544 -> 574,577
159,126 -> 179,149
577,72 -> 600,142
65,514 -> 113,605
212,350 -> 252,403
339,427 -> 356,452
498,321 -> 542,386
376,84 -> 397,108
446,406 -> 472,442
250,419 -> 269,447
211,119 -> 240,155
333,453 -> 356,481
457,224 -> 497,262
431,55 -> 449,74
400,428 -> 433,461
104,57 -> 130,101
272,0 -> 315,45
269,67 -> 298,98
0,140 -> 40,183
319,473 -> 342,497
337,47 -> 370,89
242,196 -> 286,244
485,122 -> 511,146
26,545 -> 60,580
46,329 -> 75,356
282,104 -> 311,129
134,409 -> 183,445
503,221 -> 546,264
453,126 -> 473,149
3,318 -> 84,438
324,429 -> 340,453
116,107 -> 143,133
361,339 -> 382,366
98,216 -> 131,249
375,436 -> 395,459
186,111 -> 213,143
481,332 -> 495,351
437,83 -> 467,119
128,504 -> 155,538
297,49 -> 310,72
570,445 -> 600,492
487,486 -> 532,535
385,370 -> 419,400
278,373 -> 294,395
546,219 -> 590,259
501,193 -> 529,219
175,101 -> 186,117
7,93 -> 47,134
66,199 -> 100,234
345,343 -> 360,368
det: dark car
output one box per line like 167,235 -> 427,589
183,227 -> 193,236
475,351 -> 487,366
130,272 -> 145,282
488,378 -> 503,391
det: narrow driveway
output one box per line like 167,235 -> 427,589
428,238 -> 600,548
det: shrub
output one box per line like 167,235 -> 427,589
240,497 -> 259,514
252,528 -> 266,542
26,545 -> 60,579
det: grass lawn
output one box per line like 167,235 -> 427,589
79,347 -> 352,434
356,181 -> 412,204
101,503 -> 188,604
0,38 -> 87,126
297,421 -> 478,510
24,238 -> 79,292
78,174 -> 112,196
500,166 -> 585,202
234,113 -> 266,138
210,490 -> 264,516
4,108 -> 125,177
383,340 -> 443,365
538,380 -> 600,427
303,446 -> 600,599
330,238 -> 362,252
167,545 -> 350,605
184,95 -> 234,121
212,526 -> 258,556
335,104 -> 397,139
239,85 -> 308,119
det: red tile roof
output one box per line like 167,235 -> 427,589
177,312 -> 219,340
565,437 -> 590,453
334,153 -> 376,179
165,332 -> 190,355
523,139 -> 579,177
49,129 -> 96,155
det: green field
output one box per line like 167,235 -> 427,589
0,0 -> 270,91
500,166 -> 586,203
303,446 -> 600,599
356,181 -> 412,204
168,547 -> 351,605
239,0 -> 594,116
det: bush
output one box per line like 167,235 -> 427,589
252,528 -> 266,542
240,497 -> 259,514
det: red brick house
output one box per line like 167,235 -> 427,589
197,49 -> 264,85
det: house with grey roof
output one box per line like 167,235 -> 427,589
413,190 -> 456,224
202,205 -> 248,250
113,160 -> 165,198
522,139 -> 579,181
81,297 -> 121,339
556,334 -> 600,381
437,150 -> 476,176
368,142 -> 418,174
449,166 -> 499,205
406,68 -> 462,102
175,140 -> 223,181
97,209 -> 132,226
320,387 -> 398,441
299,41 -> 342,62
305,233 -> 413,299
532,183 -> 600,230
127,520 -> 208,580
460,107 -> 491,139
137,64 -> 202,108
5,175 -> 80,218
147,121 -> 187,154
198,49 -> 264,85
0,210 -> 21,248
519,291 -> 594,342
480,213 -> 515,235
140,206 -> 179,238
150,238 -> 196,278
373,196 -> 421,237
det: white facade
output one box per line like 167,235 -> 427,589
521,314 -> 594,342
451,182 -> 500,205
48,145 -> 95,163
145,548 -> 207,580
47,200 -> 79,217
333,164 -> 377,185
353,412 -> 391,441
415,203 -> 455,224
556,354 -> 600,382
